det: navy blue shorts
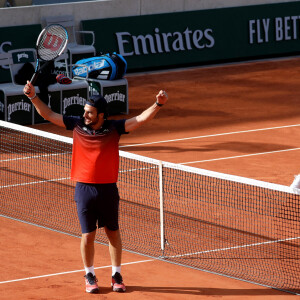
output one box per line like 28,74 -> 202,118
74,182 -> 120,234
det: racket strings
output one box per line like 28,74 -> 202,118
37,25 -> 68,61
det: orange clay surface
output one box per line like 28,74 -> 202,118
2,57 -> 300,299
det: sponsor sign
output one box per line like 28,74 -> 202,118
89,79 -> 128,115
62,88 -> 88,116
6,95 -> 33,124
82,2 -> 300,71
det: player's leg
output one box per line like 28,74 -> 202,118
81,230 -> 100,293
75,182 -> 99,293
102,183 -> 125,292
105,227 -> 126,292
81,230 -> 97,269
105,227 -> 122,267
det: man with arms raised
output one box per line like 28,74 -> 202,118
24,81 -> 168,294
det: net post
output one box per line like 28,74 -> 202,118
159,160 -> 165,252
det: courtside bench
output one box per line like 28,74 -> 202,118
0,48 -> 89,125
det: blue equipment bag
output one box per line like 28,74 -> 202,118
72,53 -> 127,80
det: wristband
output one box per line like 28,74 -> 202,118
28,93 -> 37,100
156,102 -> 163,107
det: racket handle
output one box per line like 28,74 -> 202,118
30,72 -> 39,85
31,61 -> 51,85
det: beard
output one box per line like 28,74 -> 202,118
84,115 -> 99,126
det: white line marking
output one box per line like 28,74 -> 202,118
0,259 -> 154,284
165,236 -> 300,259
119,166 -> 156,173
0,177 -> 70,189
180,147 -> 300,164
120,124 -> 300,148
0,152 -> 71,163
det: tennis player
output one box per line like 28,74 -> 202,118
23,81 -> 168,294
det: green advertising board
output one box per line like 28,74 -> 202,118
6,94 -> 33,125
82,1 -> 300,71
88,78 -> 128,115
62,88 -> 88,116
0,24 -> 42,83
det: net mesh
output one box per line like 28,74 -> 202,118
1,120 -> 300,294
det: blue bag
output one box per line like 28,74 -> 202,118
72,53 -> 127,80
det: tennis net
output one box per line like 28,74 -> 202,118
1,120 -> 300,295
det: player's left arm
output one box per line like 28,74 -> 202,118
125,90 -> 168,132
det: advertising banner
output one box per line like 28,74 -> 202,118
82,2 -> 300,71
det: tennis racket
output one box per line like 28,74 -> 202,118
30,24 -> 68,85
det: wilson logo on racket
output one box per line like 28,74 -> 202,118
43,33 -> 63,51
29,24 -> 68,85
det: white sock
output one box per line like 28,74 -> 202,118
85,266 -> 95,275
112,266 -> 121,276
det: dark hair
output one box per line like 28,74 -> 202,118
87,95 -> 108,119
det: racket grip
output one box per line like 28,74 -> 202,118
30,72 -> 39,85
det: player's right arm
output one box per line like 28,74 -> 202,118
23,81 -> 64,128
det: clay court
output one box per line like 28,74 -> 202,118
1,56 -> 300,299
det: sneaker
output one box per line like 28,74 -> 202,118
84,273 -> 99,294
111,272 -> 126,292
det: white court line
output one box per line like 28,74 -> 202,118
165,236 -> 300,259
120,123 -> 300,148
0,259 -> 154,285
0,152 -> 71,163
0,177 -> 70,189
180,147 -> 300,164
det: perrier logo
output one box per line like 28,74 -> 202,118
7,99 -> 31,121
104,91 -> 126,103
63,94 -> 87,114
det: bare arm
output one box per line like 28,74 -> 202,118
125,90 -> 168,132
23,81 -> 65,128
